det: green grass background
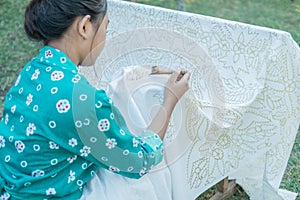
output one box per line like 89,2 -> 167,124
0,0 -> 299,199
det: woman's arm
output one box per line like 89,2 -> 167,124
73,71 -> 190,179
147,70 -> 190,140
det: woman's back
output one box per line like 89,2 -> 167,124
0,46 -> 98,199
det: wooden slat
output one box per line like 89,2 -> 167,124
210,178 -> 237,200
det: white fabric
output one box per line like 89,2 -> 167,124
81,159 -> 172,200
80,0 -> 300,199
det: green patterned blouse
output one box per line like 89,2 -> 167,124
0,46 -> 163,200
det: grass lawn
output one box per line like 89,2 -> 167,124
0,0 -> 299,199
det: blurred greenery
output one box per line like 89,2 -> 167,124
0,0 -> 40,114
0,0 -> 299,199
125,0 -> 300,46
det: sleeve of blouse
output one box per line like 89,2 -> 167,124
72,76 -> 164,179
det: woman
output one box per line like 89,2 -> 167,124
0,0 -> 190,199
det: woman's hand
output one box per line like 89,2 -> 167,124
163,70 -> 190,109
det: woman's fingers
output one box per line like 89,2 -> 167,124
169,69 -> 190,83
169,70 -> 180,83
176,70 -> 190,83
183,71 -> 190,81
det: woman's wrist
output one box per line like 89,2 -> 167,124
162,98 -> 177,114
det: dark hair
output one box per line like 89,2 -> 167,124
24,0 -> 107,45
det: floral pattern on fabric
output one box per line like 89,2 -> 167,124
46,188 -> 56,196
0,193 -> 10,200
69,138 -> 78,147
109,166 -> 120,173
67,155 -> 77,163
49,141 -> 59,149
68,170 -> 76,183
0,136 -> 5,148
10,105 -> 16,114
32,169 -> 45,177
98,119 -> 110,131
4,114 -> 8,125
80,146 -> 91,157
15,75 -> 21,87
106,138 -> 117,149
51,71 -> 64,81
26,94 -> 33,106
15,140 -> 25,153
45,49 -> 53,58
56,99 -> 70,113
26,123 -> 36,136
31,69 -> 40,80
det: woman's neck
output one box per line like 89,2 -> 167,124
48,39 -> 80,66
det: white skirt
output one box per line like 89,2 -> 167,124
81,159 -> 172,200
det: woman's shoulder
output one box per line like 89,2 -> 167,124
21,46 -> 80,86
5,47 -> 84,109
